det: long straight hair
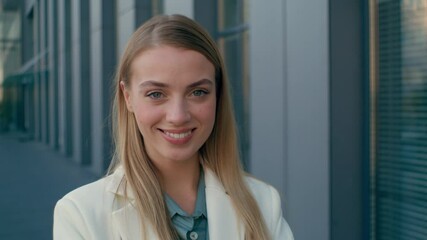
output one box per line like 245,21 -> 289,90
110,14 -> 270,240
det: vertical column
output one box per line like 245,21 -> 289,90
330,0 -> 365,239
48,0 -> 58,149
21,2 -> 35,138
194,0 -> 217,38
249,0 -> 287,203
116,0 -> 153,57
33,1 -> 40,140
134,0 -> 153,26
163,0 -> 194,18
39,0 -> 49,143
250,0 -> 330,240
286,0 -> 330,239
90,0 -> 116,174
71,0 -> 91,165
57,0 -> 73,156
116,0 -> 135,56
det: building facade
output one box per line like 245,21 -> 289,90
1,0 -> 427,240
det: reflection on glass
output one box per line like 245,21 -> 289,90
217,0 -> 250,168
0,7 -> 21,131
374,0 -> 427,239
0,10 -> 20,97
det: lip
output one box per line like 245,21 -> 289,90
159,128 -> 195,145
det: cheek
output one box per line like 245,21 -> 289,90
132,105 -> 162,133
197,101 -> 217,127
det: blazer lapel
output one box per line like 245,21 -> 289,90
204,169 -> 244,240
106,167 -> 159,240
106,166 -> 244,240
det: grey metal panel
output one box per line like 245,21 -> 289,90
48,0 -> 59,149
163,0 -> 194,18
90,27 -> 104,174
285,1 -> 330,239
57,0 -> 73,156
134,0 -> 152,26
90,0 -> 116,175
330,0 -> 364,239
71,0 -> 91,165
39,0 -> 48,144
80,0 -> 91,165
250,0 -> 331,240
249,0 -> 286,211
33,1 -> 40,141
285,0 -> 330,239
194,0 -> 217,39
71,0 -> 82,164
116,0 -> 152,57
116,0 -> 135,57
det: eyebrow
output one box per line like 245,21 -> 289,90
139,79 -> 214,89
139,80 -> 168,88
187,79 -> 214,89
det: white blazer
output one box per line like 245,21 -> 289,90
53,167 -> 294,240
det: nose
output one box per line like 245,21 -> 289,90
165,99 -> 191,125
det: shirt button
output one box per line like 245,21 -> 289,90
189,231 -> 198,240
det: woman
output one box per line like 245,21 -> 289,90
54,14 -> 293,240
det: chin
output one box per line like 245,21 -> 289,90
164,151 -> 199,163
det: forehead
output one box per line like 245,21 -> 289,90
132,45 -> 210,65
129,46 -> 215,86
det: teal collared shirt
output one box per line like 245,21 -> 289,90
165,170 -> 209,240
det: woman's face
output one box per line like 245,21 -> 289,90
121,46 -> 217,167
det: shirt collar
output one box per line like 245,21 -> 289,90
164,169 -> 207,219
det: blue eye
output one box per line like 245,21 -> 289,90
147,92 -> 164,99
192,89 -> 207,97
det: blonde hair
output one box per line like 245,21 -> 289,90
110,14 -> 270,240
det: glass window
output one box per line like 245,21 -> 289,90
0,6 -> 22,131
371,0 -> 427,239
217,0 -> 250,169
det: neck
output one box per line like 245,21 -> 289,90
155,156 -> 201,194
155,156 -> 201,214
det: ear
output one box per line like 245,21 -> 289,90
120,81 -> 133,112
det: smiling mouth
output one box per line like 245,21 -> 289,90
161,129 -> 194,139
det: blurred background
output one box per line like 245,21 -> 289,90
0,0 -> 426,239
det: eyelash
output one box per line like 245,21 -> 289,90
147,91 -> 164,99
192,89 -> 209,97
146,89 -> 209,100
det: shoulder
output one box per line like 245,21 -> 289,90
57,166 -> 125,207
244,176 -> 281,204
244,176 -> 294,240
53,171 -> 124,240
61,177 -> 109,202
57,173 -> 118,212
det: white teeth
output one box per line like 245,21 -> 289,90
164,130 -> 192,139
